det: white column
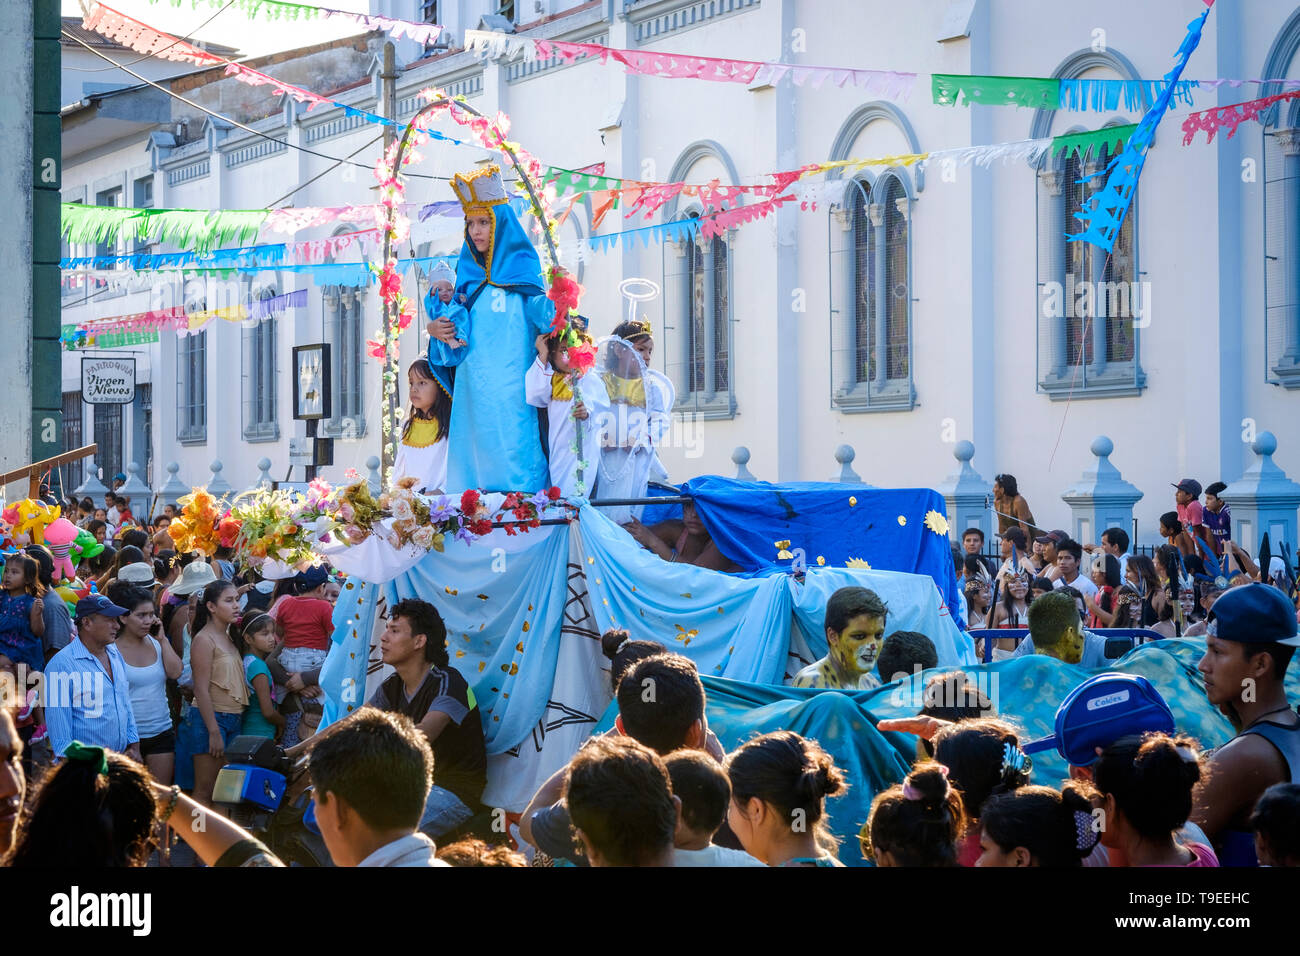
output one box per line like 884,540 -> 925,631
868,202 -> 887,391
1277,129 -> 1300,363
1037,169 -> 1066,377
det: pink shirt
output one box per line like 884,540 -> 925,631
1139,842 -> 1219,867
1177,500 -> 1204,527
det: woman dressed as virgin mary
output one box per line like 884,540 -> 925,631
428,164 -> 558,493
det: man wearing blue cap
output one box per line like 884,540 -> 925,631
1191,583 -> 1300,865
44,595 -> 140,761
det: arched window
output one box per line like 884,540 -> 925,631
1260,10 -> 1300,389
830,171 -> 914,410
661,140 -> 739,420
242,284 -> 279,441
1031,50 -> 1146,399
1038,133 -> 1139,392
680,211 -> 730,397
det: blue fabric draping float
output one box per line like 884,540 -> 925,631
318,501 -> 971,811
680,476 -> 962,622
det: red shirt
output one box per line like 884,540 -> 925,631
277,595 -> 334,651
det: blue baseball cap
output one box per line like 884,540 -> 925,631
1206,582 -> 1300,647
1023,673 -> 1175,767
75,594 -> 129,620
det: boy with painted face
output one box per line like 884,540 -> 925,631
1010,590 -> 1111,668
792,586 -> 887,690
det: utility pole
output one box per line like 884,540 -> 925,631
33,0 -> 63,496
379,41 -> 399,479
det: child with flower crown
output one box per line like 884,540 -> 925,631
525,321 -> 609,499
428,165 -> 558,493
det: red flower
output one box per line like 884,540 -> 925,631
367,339 -> 387,360
546,269 -> 584,333
503,523 -> 518,537
379,261 -> 402,300
567,342 -> 597,375
470,518 -> 494,537
546,486 -> 562,500
460,489 -> 480,514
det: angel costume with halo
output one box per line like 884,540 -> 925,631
595,320 -> 674,524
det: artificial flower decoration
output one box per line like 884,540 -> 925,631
170,488 -> 224,556
567,340 -> 597,376
923,510 -> 950,537
546,266 -> 584,334
845,557 -> 872,569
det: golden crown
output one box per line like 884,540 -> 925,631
451,164 -> 508,211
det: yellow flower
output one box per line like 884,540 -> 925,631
924,510 -> 950,536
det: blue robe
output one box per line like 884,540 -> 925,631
429,199 -> 555,492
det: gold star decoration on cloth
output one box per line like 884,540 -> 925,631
775,539 -> 793,560
846,557 -> 872,569
924,510 -> 950,536
849,496 -> 857,507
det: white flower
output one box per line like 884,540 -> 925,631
391,497 -> 415,523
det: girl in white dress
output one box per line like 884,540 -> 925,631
525,326 -> 609,498
394,359 -> 452,494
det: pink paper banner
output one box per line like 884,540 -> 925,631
1181,90 -> 1300,144
528,37 -> 916,98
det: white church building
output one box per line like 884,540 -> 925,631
58,0 -> 1300,546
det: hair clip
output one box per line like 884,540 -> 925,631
63,741 -> 109,776
1073,809 -> 1099,853
902,764 -> 949,801
1001,742 -> 1031,781
614,638 -> 631,656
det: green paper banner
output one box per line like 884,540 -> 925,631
158,0 -> 324,22
1051,123 -> 1138,162
544,167 -> 619,193
61,324 -> 159,350
62,204 -> 268,254
933,74 -> 1061,110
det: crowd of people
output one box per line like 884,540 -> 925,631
955,473 -> 1296,651
0,523 -> 1297,867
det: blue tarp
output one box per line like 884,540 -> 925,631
681,476 -> 962,624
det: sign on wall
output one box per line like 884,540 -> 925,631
81,357 -> 135,405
